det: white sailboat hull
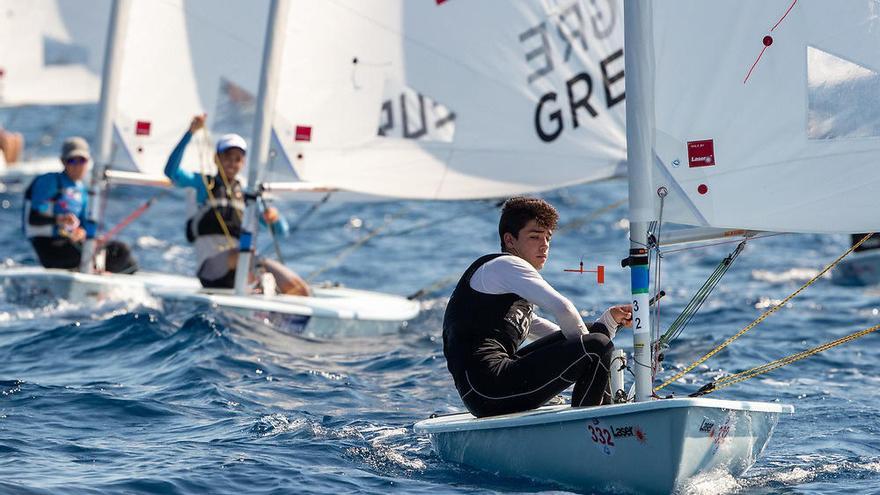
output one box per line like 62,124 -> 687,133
0,265 -> 418,335
153,286 -> 420,337
0,265 -> 200,306
0,157 -> 63,192
414,398 -> 793,494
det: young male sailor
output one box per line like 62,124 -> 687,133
24,137 -> 138,273
443,197 -> 631,418
165,114 -> 311,296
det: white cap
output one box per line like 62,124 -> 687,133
216,133 -> 247,154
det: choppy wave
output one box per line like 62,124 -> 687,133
2,171 -> 880,493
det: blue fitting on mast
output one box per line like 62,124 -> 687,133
631,265 -> 650,295
239,231 -> 253,252
83,220 -> 97,239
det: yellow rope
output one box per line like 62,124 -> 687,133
656,232 -> 874,392
701,322 -> 880,394
194,130 -> 237,249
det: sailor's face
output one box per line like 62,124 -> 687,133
62,156 -> 89,181
216,148 -> 245,178
506,219 -> 551,270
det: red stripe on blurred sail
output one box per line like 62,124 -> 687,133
136,121 -> 152,136
295,126 -> 312,142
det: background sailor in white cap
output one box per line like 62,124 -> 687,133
164,114 -> 310,296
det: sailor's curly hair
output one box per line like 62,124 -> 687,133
498,197 -> 558,251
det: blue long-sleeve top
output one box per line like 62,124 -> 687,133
164,130 -> 289,236
28,172 -> 87,238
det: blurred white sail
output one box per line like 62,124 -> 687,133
0,0 -> 109,106
649,0 -> 880,233
110,0 -> 269,176
273,0 -> 627,200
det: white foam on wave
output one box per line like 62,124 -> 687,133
679,468 -> 740,495
135,235 -> 166,249
751,268 -> 825,284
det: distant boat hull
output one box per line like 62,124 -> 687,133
153,286 -> 420,338
414,397 -> 793,494
832,249 -> 880,287
0,265 -> 200,306
0,157 -> 63,193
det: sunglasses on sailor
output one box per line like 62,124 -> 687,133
64,156 -> 88,166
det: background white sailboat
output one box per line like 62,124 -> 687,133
1,0 -> 201,308
272,0 -> 627,200
98,0 -> 419,335
154,0 -> 631,335
0,0 -> 107,107
0,0 -> 110,188
2,0 -> 419,335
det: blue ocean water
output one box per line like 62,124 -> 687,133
2,107 -> 880,494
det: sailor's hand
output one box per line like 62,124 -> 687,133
56,213 -> 79,228
69,227 -> 86,243
609,304 -> 633,328
189,113 -> 207,133
263,206 -> 279,224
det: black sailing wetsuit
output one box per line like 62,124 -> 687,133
443,254 -> 615,418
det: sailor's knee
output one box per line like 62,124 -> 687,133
580,332 -> 614,355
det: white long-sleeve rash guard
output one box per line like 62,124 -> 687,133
469,255 -> 618,342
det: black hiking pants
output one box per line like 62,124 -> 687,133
459,329 -> 614,418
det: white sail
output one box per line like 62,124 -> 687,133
110,0 -> 268,176
273,0 -> 627,200
0,0 -> 109,106
649,0 -> 880,233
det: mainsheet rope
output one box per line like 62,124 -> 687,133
690,321 -> 880,397
656,232 -> 876,392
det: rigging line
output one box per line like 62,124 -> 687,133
195,129 -> 236,249
286,192 -> 333,237
407,273 -> 460,300
256,196 -> 284,265
655,232 -> 875,392
293,200 -> 499,259
556,198 -> 627,233
650,193 -> 666,381
304,207 -> 410,281
691,321 -> 880,397
98,189 -> 170,246
381,200 -> 499,238
660,233 -> 782,255
659,241 -> 747,347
